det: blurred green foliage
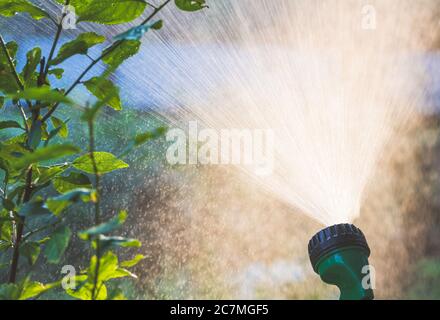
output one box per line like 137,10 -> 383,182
407,258 -> 440,299
0,0 -> 206,300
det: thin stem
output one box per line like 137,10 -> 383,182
8,167 -> 33,283
47,16 -> 58,27
147,2 -> 158,10
38,57 -> 46,87
22,220 -> 61,242
44,0 -> 70,77
0,34 -> 24,90
88,119 -> 101,300
88,123 -> 101,228
140,0 -> 170,25
64,56 -> 100,97
42,0 -> 171,122
17,102 -> 30,133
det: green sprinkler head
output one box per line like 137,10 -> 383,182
308,224 -> 374,300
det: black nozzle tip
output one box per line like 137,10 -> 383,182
308,224 -> 370,271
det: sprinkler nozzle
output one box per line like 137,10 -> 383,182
308,224 -> 374,300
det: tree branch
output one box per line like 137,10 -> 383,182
8,167 -> 33,283
42,0 -> 172,122
44,0 -> 71,77
16,101 -> 30,133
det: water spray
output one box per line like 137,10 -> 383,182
308,224 -> 374,300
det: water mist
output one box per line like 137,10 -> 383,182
120,0 -> 430,225
127,0 -> 432,299
119,0 -> 432,298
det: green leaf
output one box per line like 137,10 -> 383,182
121,254 -> 145,268
0,0 -> 49,20
94,235 -> 141,251
36,164 -> 69,184
175,0 -> 207,12
19,278 -> 60,300
88,251 -> 136,285
135,126 -> 167,146
73,152 -> 129,174
48,68 -> 64,79
20,241 -> 40,265
0,120 -> 23,130
0,96 -> 4,108
0,41 -> 18,62
21,47 -> 41,86
8,86 -> 73,105
50,32 -> 105,66
28,119 -> 42,149
2,198 -> 15,211
114,20 -> 162,41
37,237 -> 51,245
0,209 -> 13,243
12,144 -> 79,170
3,132 -> 26,145
88,251 -> 117,281
102,40 -> 140,70
62,0 -> 147,25
107,267 -> 137,279
44,226 -> 71,264
0,41 -> 20,94
53,172 -> 91,193
83,77 -> 121,111
119,126 -> 166,158
46,188 -> 96,216
6,186 -> 24,203
151,20 -> 164,30
29,181 -> 51,197
20,282 -> 46,300
79,210 -> 127,239
0,158 -> 9,185
41,120 -> 50,141
19,282 -> 47,300
0,140 -> 29,165
50,116 -> 69,138
81,86 -> 118,122
67,281 -> 107,300
45,127 -> 62,146
0,240 -> 12,252
19,199 -> 52,217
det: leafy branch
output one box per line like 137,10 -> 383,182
0,0 -> 207,300
42,0 -> 172,122
0,34 -> 24,90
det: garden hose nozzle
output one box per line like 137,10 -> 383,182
308,224 -> 374,300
